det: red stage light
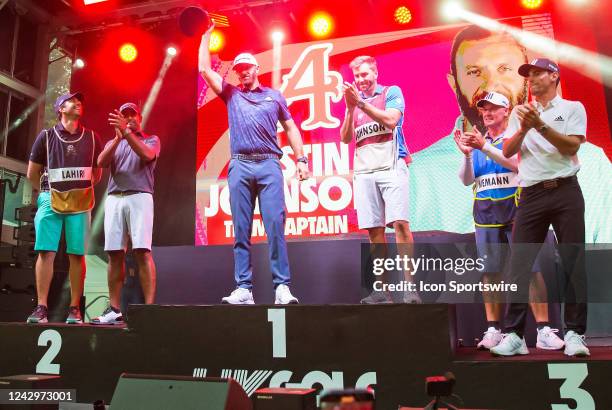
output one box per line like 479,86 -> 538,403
209,30 -> 225,53
394,6 -> 412,24
119,43 -> 138,63
84,0 -> 109,4
309,12 -> 333,38
521,0 -> 543,9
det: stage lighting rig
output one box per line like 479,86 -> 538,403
309,12 -> 333,38
394,6 -> 413,24
119,43 -> 138,63
521,0 -> 544,9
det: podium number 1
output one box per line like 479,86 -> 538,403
268,309 -> 287,358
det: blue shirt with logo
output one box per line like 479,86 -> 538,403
220,81 -> 291,158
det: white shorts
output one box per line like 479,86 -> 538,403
104,192 -> 154,251
354,160 -> 410,229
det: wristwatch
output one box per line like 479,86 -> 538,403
357,100 -> 365,109
297,156 -> 308,165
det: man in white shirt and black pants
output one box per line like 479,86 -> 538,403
490,58 -> 590,357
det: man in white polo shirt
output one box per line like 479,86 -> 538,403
491,58 -> 589,357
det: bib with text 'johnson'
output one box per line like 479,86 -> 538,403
45,126 -> 95,214
353,87 -> 397,174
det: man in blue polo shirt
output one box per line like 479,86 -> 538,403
199,23 -> 310,304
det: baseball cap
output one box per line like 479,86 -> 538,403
476,91 -> 510,108
232,53 -> 258,69
54,92 -> 84,113
119,102 -> 140,115
518,58 -> 560,77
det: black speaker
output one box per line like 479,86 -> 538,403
253,388 -> 316,410
110,374 -> 252,410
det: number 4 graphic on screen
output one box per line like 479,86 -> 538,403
279,43 -> 343,131
547,363 -> 595,410
268,309 -> 287,358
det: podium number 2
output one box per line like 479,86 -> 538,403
268,309 -> 287,358
36,329 -> 62,375
548,363 -> 595,410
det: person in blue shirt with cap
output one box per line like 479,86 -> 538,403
199,22 -> 310,304
26,92 -> 103,324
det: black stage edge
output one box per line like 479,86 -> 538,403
1,304 -> 611,409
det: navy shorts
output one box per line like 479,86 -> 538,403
475,225 -> 550,273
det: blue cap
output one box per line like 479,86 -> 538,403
119,102 -> 140,115
518,58 -> 560,77
54,92 -> 84,113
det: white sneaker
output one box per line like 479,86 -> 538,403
490,332 -> 529,356
91,305 -> 123,325
360,291 -> 393,304
221,288 -> 255,305
275,284 -> 299,305
477,327 -> 503,350
563,331 -> 590,357
402,290 -> 422,304
536,326 -> 565,350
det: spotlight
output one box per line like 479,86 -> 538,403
441,1 -> 463,20
521,0 -> 543,8
394,6 -> 412,24
309,12 -> 333,38
119,43 -> 138,63
209,30 -> 224,53
73,58 -> 85,69
166,46 -> 178,56
271,30 -> 284,42
84,0 -> 109,4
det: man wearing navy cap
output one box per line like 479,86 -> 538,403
491,58 -> 590,357
199,22 -> 310,304
26,92 -> 103,324
91,102 -> 160,324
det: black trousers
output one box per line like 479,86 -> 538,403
505,176 -> 587,336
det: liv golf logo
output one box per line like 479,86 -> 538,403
192,367 -> 377,396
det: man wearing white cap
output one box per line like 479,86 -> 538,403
91,102 -> 160,324
455,91 -> 562,352
199,23 -> 310,304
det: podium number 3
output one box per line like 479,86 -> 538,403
548,363 -> 595,410
268,309 -> 287,358
36,329 -> 62,375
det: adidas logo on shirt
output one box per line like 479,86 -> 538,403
554,115 -> 564,121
